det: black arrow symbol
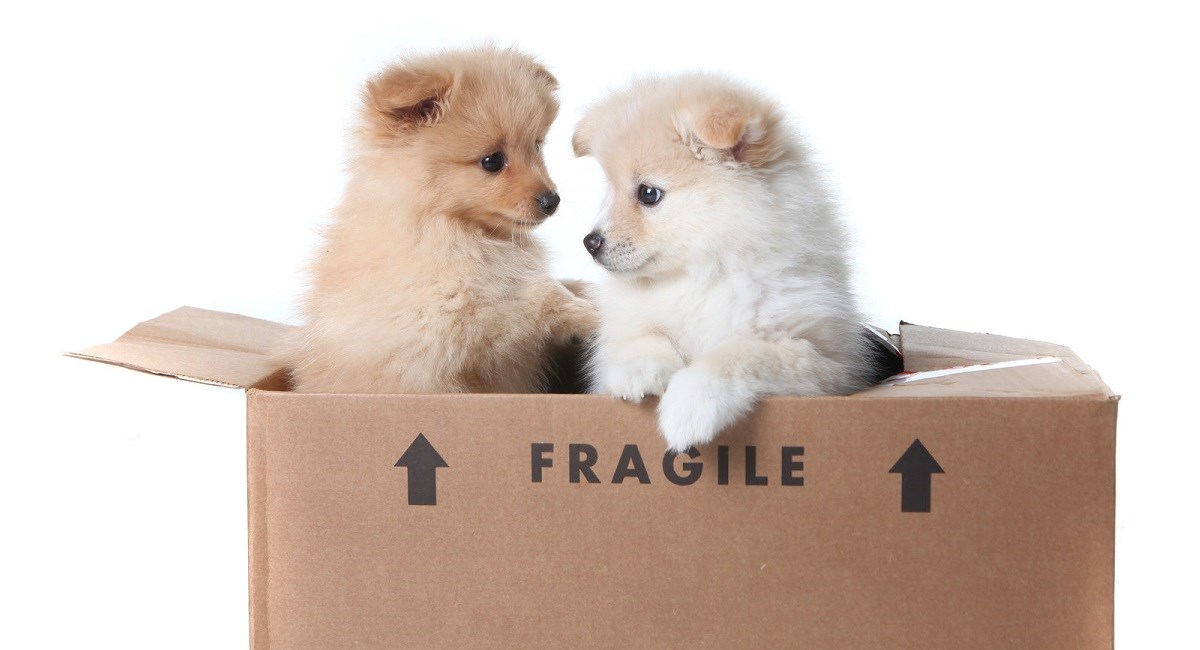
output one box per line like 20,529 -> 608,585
394,433 -> 448,506
889,439 -> 944,513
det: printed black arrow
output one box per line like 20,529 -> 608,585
394,433 -> 448,506
889,439 -> 944,513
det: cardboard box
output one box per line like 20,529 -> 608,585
72,307 -> 1117,648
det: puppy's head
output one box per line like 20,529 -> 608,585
360,46 -> 561,235
573,74 -> 788,278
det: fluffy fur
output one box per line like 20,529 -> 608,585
574,73 -> 875,451
280,46 -> 597,393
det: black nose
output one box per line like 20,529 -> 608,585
537,191 -> 560,216
583,232 -> 605,257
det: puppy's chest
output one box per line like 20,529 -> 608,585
440,272 -> 543,319
437,246 -> 546,309
640,277 -> 762,355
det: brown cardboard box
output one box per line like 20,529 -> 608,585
72,307 -> 1117,649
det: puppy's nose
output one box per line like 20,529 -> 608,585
583,232 -> 605,257
537,191 -> 560,216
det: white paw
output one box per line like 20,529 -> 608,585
657,366 -> 729,453
603,358 -> 679,404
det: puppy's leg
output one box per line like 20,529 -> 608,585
539,282 -> 600,394
543,282 -> 599,345
558,279 -> 593,301
658,337 -> 838,452
594,332 -> 685,403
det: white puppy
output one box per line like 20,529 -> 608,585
573,74 -> 876,452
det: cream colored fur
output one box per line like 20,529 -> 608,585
280,47 -> 597,393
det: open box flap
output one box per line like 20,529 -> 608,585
67,306 -> 291,389
857,323 -> 1115,399
69,307 -> 1114,398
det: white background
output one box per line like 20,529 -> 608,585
4,1 -> 1197,646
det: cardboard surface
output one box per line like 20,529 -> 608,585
67,307 -> 290,389
248,393 -> 1114,648
72,308 -> 1119,648
877,323 -> 1112,398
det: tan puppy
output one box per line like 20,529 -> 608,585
281,47 -> 597,393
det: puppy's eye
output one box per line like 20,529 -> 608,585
637,184 -> 664,206
480,152 -> 506,173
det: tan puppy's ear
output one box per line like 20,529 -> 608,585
530,62 -> 559,92
363,64 -> 455,130
676,93 -> 782,167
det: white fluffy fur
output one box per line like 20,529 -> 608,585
574,74 -> 874,452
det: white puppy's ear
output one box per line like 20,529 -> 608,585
572,112 -> 595,157
363,63 -> 455,133
676,94 -> 781,167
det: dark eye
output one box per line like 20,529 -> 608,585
480,152 -> 506,173
637,184 -> 663,206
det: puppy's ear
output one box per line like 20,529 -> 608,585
572,112 -> 596,157
363,64 -> 454,131
676,93 -> 782,167
530,62 -> 559,92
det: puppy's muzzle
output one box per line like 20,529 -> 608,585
537,191 -> 561,216
583,231 -> 605,257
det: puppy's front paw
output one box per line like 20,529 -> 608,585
603,358 -> 680,404
658,366 -> 751,453
563,296 -> 600,343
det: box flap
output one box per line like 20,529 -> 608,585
69,310 -> 1112,399
68,307 -> 291,389
859,323 -> 1114,399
